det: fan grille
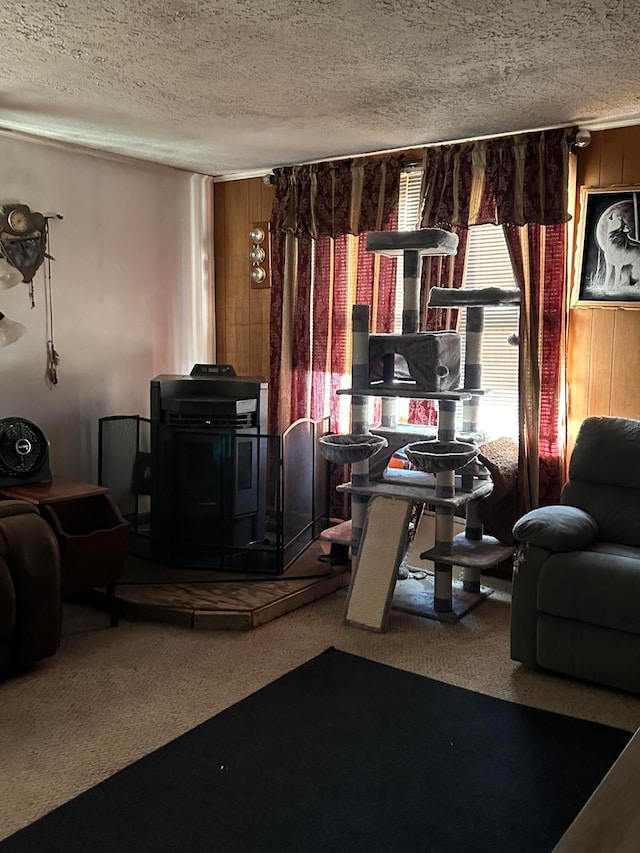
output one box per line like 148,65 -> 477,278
0,418 -> 48,477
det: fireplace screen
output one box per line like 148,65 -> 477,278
99,412 -> 330,578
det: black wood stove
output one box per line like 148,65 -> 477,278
149,364 -> 271,572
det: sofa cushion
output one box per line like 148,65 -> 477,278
513,505 -> 598,551
0,556 -> 16,638
569,416 -> 640,489
562,481 -> 640,546
538,548 -> 640,636
537,614 -> 640,695
584,541 -> 640,560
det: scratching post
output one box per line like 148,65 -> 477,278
350,461 -> 369,558
437,399 -> 456,443
463,306 -> 483,434
402,249 -> 421,334
434,469 -> 455,612
381,397 -> 397,429
351,304 -> 371,557
351,304 -> 370,436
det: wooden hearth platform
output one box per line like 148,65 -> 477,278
104,542 -> 350,631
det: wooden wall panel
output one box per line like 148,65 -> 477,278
214,177 -> 274,380
621,125 -> 640,183
587,310 -> 616,415
566,309 -> 592,453
598,129 -> 626,186
611,311 -> 640,418
213,182 -> 227,361
567,125 -> 640,449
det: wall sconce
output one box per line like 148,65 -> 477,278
0,257 -> 23,290
249,220 -> 271,289
0,205 -> 62,383
571,129 -> 592,151
0,311 -> 26,347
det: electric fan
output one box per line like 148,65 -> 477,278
0,417 -> 51,486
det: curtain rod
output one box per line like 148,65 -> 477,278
278,121 -> 577,171
216,120 -> 584,183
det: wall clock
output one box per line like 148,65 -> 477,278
0,204 -> 47,283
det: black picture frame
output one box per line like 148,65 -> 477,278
573,186 -> 640,307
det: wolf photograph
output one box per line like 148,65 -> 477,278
577,188 -> 640,304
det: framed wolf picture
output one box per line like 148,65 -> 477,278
573,186 -> 640,307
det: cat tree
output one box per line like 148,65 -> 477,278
318,228 -> 518,630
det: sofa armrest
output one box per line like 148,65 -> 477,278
0,511 -> 61,669
510,543 -> 550,666
0,499 -> 39,520
512,505 -> 599,552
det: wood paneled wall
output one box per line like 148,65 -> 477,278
213,177 -> 274,379
567,126 -> 640,450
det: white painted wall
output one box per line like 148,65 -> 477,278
0,135 -> 214,481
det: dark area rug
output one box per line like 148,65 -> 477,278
1,648 -> 631,853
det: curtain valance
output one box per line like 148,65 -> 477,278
271,155 -> 402,238
419,127 -> 574,229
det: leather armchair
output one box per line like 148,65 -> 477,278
511,416 -> 640,695
0,500 -> 61,677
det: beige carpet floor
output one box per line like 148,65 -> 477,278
2,578 -> 640,841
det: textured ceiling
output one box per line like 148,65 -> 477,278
0,0 -> 638,176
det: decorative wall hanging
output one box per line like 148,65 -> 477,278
0,203 -> 63,384
0,204 -> 47,286
573,186 -> 640,307
42,220 -> 60,385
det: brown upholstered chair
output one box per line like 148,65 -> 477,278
0,500 -> 61,677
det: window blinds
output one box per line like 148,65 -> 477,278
396,169 -> 519,439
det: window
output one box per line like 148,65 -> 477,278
461,225 -> 519,439
393,169 -> 519,440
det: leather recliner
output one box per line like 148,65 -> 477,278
511,416 -> 640,694
0,500 -> 61,678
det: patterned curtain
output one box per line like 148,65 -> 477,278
419,127 -> 574,508
419,128 -> 573,229
269,156 -> 401,435
504,223 -> 567,510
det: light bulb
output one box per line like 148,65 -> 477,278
0,257 -> 23,290
249,246 -> 266,263
0,311 -> 26,346
250,267 -> 266,284
249,227 -> 265,243
574,129 -> 592,149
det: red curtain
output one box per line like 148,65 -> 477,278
420,128 -> 573,229
273,230 -> 398,435
269,229 -> 398,518
419,128 -> 574,509
269,156 -> 401,435
504,223 -> 567,509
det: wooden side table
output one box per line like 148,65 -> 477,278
0,476 -> 130,626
